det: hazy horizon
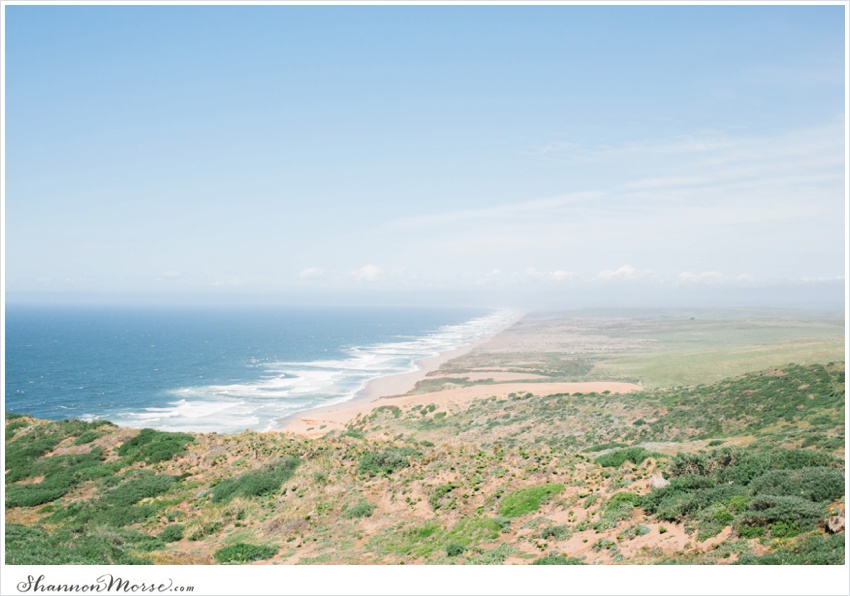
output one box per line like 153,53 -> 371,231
4,281 -> 846,313
3,4 -> 847,312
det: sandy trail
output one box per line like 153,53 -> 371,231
276,380 -> 641,439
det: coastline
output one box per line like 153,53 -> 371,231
273,310 -> 645,438
271,311 -> 524,434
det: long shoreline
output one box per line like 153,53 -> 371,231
271,310 -> 524,433
273,311 -> 645,438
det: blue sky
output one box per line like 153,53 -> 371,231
3,4 -> 846,308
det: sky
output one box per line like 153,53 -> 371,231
3,3 -> 847,309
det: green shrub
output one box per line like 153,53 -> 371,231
5,419 -> 29,437
102,474 -> 177,508
670,448 -> 841,486
595,447 -> 653,468
42,473 -> 176,528
464,544 -> 514,565
589,491 -> 642,531
343,501 -> 376,519
747,467 -> 844,503
97,504 -> 159,528
5,448 -> 117,508
6,420 -> 118,482
73,430 -> 103,445
368,517 -> 499,560
13,447 -> 107,484
5,423 -> 76,476
498,483 -> 564,518
429,483 -> 458,511
357,447 -> 420,476
492,517 -> 512,533
643,443 -> 844,542
188,521 -> 223,541
5,524 -> 151,565
606,492 -> 642,509
693,503 -> 737,540
6,484 -> 70,508
157,524 -> 185,543
538,524 -> 571,540
445,542 -> 467,557
117,428 -> 195,464
582,494 -> 599,508
213,542 -> 277,564
211,457 -> 300,503
736,495 -> 825,538
592,494 -> 640,531
719,449 -> 841,485
372,405 -> 401,418
593,538 -> 617,551
668,451 -> 734,478
532,555 -> 586,565
132,536 -> 166,552
642,483 -> 748,522
735,534 -> 845,565
584,442 -> 628,453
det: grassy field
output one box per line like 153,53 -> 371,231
591,311 -> 845,388
436,309 -> 844,389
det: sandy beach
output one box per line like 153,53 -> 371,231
274,313 -> 643,438
271,317 -> 517,436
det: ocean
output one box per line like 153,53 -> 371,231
4,305 -> 515,433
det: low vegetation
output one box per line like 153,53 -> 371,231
117,428 -> 195,464
211,457 -> 301,503
357,447 -> 420,476
498,483 -> 564,518
641,448 -> 843,541
4,359 -> 845,565
213,543 -> 278,564
595,447 -> 655,468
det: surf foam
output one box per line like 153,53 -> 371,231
108,309 -> 518,433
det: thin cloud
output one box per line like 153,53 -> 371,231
524,268 -> 575,281
550,270 -> 574,281
678,271 -> 753,284
391,191 -> 605,229
391,123 -> 843,240
475,268 -> 502,286
297,268 -> 324,279
596,265 -> 653,281
353,265 -> 383,282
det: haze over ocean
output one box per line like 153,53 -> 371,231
5,305 -> 514,433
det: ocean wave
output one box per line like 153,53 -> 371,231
110,309 -> 518,433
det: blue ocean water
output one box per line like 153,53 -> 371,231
4,305 -> 515,433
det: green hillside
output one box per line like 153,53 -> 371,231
5,362 -> 845,565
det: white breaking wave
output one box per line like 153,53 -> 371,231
108,309 -> 519,434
